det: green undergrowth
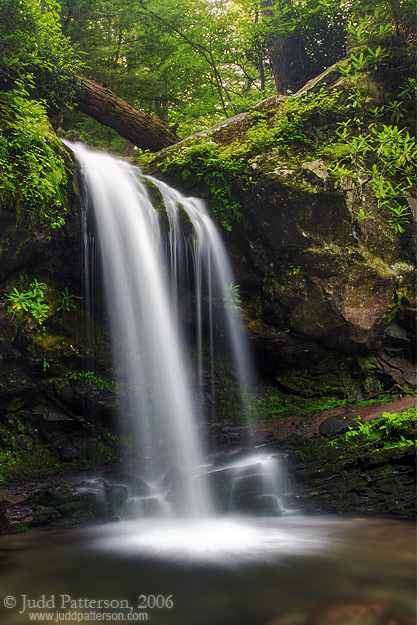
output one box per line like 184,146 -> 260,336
0,90 -> 70,231
0,420 -> 129,483
65,370 -> 115,391
282,407 -> 415,517
6,274 -> 81,328
139,140 -> 244,231
138,88 -> 342,230
258,387 -> 406,423
0,446 -> 63,483
333,407 -> 416,453
140,37 -> 414,236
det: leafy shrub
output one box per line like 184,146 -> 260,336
8,279 -> 49,325
0,92 -> 69,230
343,407 -> 416,450
57,287 -> 82,312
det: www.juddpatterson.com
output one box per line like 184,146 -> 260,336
2,594 -> 175,621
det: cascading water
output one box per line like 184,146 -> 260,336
147,176 -> 255,408
67,141 -> 285,519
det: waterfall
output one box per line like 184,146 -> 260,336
67,142 -> 284,519
147,176 -> 255,413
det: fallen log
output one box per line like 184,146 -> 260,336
75,78 -> 179,152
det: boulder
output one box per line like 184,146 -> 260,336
319,416 -> 358,438
0,500 -> 33,534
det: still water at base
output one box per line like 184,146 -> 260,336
0,516 -> 415,625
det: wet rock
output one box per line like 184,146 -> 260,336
152,70 -> 415,395
265,614 -> 308,625
163,467 -> 188,510
162,467 -> 186,492
232,473 -> 282,515
319,416 -> 358,438
106,472 -> 152,497
383,323 -> 413,350
123,495 -> 163,519
0,500 -> 33,534
104,483 -> 128,509
310,601 -> 386,625
139,497 -> 163,517
207,421 -> 248,443
301,159 -> 329,188
55,384 -> 118,419
25,484 -> 112,527
375,352 -> 417,390
32,506 -> 61,525
77,479 -> 128,510
42,412 -> 82,432
26,486 -> 75,508
361,446 -> 415,469
63,129 -> 83,142
283,426 -> 415,517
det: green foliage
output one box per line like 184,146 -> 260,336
223,282 -> 242,311
67,370 -> 114,390
258,388 -> 403,423
0,0 -> 79,227
146,141 -> 244,230
329,112 -> 416,233
262,0 -> 350,91
7,279 -> 81,327
342,407 -> 416,451
57,287 -> 82,312
258,388 -> 346,421
348,2 -> 416,81
0,0 -> 80,109
57,0 -> 351,145
0,92 -> 69,230
8,279 -> 49,325
0,447 -> 54,483
238,87 -> 342,160
145,87 -> 342,228
60,0 -> 277,140
94,437 -> 116,463
325,5 -> 416,235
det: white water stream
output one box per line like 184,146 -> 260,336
67,142 -> 283,519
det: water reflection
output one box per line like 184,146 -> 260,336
0,517 -> 415,625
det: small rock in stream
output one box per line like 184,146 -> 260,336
265,613 -> 308,625
0,500 -> 33,534
310,600 -> 386,625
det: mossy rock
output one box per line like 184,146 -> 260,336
32,506 -> 62,525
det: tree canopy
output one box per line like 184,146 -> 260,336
0,0 -> 415,151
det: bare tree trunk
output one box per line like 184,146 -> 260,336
75,78 -> 179,152
260,0 -> 288,95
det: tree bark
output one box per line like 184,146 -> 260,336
260,0 -> 288,95
75,78 -> 179,152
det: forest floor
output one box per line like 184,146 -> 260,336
255,395 -> 416,441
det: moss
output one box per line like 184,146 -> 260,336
0,446 -> 56,483
281,413 -> 415,517
257,383 -> 403,423
275,365 -> 361,400
9,522 -> 31,533
32,506 -> 62,525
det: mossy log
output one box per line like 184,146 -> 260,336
75,78 -> 179,152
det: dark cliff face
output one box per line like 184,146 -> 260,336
226,164 -> 415,396
142,65 -> 416,399
0,149 -> 118,479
